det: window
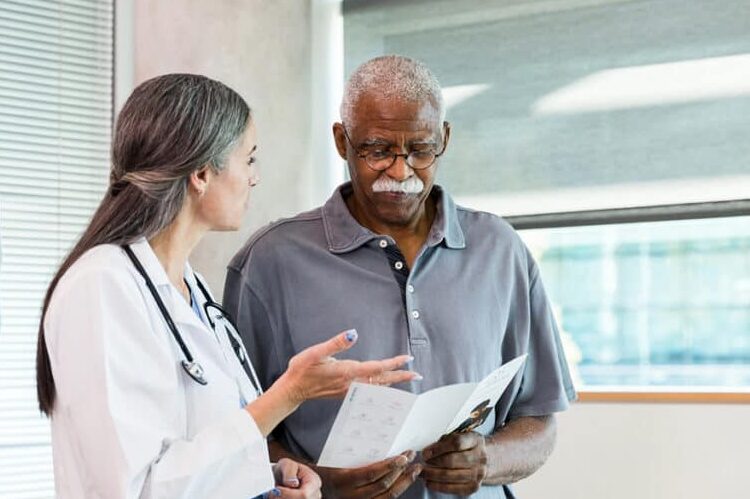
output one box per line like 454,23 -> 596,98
343,0 -> 750,392
0,1 -> 113,496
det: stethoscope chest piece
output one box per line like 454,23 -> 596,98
181,360 -> 208,385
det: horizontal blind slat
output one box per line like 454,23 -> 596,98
0,4 -> 111,497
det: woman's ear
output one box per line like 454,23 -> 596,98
188,165 -> 212,198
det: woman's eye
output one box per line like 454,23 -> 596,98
247,157 -> 256,166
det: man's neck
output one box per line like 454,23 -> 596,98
346,193 -> 437,267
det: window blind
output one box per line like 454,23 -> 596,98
0,0 -> 113,497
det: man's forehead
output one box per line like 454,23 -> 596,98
350,93 -> 441,130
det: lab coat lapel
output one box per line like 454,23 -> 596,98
128,238 -> 207,334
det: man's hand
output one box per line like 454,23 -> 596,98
316,451 -> 422,498
420,432 -> 488,495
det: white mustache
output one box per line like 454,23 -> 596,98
372,176 -> 425,194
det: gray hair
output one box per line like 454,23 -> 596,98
37,73 -> 251,415
340,55 -> 445,125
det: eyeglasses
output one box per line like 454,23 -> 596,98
341,124 -> 447,171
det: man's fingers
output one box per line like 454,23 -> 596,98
422,433 -> 481,461
424,480 -> 478,495
298,329 -> 358,362
374,463 -> 422,499
358,463 -> 408,496
338,452 -> 412,486
420,465 -> 476,484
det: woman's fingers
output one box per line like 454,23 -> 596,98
275,463 -> 323,499
297,463 -> 322,490
371,370 -> 423,386
285,330 -> 424,401
348,355 -> 416,379
274,458 -> 301,488
295,329 -> 358,364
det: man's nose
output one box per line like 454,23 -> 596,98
385,153 -> 412,181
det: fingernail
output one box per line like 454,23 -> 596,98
394,455 -> 408,467
407,355 -> 415,361
284,478 -> 300,487
412,373 -> 423,381
412,466 -> 423,479
344,329 -> 358,342
272,488 -> 282,497
405,450 -> 416,462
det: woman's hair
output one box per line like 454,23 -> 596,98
36,73 -> 251,415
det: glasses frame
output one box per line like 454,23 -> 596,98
341,123 -> 448,171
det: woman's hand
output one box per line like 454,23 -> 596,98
246,329 -> 419,437
277,329 -> 419,405
268,458 -> 321,499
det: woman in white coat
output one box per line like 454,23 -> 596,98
35,74 -> 417,499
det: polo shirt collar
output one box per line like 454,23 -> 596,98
322,182 -> 466,254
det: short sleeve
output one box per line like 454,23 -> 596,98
507,257 -> 577,419
223,266 -> 284,391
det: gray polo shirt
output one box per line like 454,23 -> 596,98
224,183 -> 576,499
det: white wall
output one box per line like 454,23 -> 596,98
127,3 -> 749,498
515,402 -> 750,498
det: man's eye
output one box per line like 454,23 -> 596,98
411,150 -> 435,159
367,150 -> 391,160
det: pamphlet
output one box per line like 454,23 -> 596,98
317,354 -> 527,468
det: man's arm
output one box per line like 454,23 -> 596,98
484,414 -> 556,484
420,415 -> 556,494
269,440 -> 422,499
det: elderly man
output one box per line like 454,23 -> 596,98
224,55 -> 576,499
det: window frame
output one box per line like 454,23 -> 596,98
509,202 -> 750,403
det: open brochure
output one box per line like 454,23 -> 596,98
317,354 -> 527,468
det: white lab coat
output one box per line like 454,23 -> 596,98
44,239 -> 275,498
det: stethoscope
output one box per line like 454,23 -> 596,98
122,245 -> 263,396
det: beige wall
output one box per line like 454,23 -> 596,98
133,0 -> 319,295
515,402 -> 750,498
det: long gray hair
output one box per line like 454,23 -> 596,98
36,73 -> 251,415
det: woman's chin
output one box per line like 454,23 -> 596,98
211,219 -> 243,232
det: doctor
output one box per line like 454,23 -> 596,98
35,74 -> 418,499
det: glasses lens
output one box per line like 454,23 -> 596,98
363,149 -> 439,170
365,150 -> 395,170
408,151 -> 437,169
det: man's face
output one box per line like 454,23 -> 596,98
333,93 -> 450,228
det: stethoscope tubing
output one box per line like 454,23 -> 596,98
122,244 -> 261,394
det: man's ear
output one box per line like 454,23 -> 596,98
441,121 -> 452,151
332,123 -> 348,160
188,164 -> 212,197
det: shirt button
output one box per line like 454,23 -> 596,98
394,261 -> 404,270
411,310 -> 420,319
379,239 -> 388,248
407,285 -> 414,293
